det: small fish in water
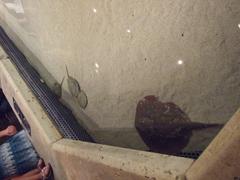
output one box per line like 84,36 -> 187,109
65,65 -> 81,97
76,90 -> 88,109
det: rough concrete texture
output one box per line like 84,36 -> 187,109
52,139 -> 193,180
186,108 -> 240,180
0,0 -> 239,149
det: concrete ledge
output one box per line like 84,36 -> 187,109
186,108 -> 240,180
0,57 -> 62,161
52,139 -> 193,180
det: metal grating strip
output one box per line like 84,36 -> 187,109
0,26 -> 94,142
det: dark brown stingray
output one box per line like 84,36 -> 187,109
135,95 -> 222,155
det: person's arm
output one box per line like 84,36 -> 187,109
0,129 -> 6,138
0,125 -> 17,138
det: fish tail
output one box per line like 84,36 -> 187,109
65,65 -> 69,77
191,123 -> 223,130
60,76 -> 65,87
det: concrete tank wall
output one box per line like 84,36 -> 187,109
0,0 -> 239,131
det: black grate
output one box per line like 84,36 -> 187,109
177,151 -> 203,159
0,26 -> 94,142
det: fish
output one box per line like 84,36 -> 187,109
65,65 -> 81,97
76,90 -> 88,109
54,76 -> 65,98
135,95 -> 223,155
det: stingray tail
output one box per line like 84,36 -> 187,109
65,65 -> 70,78
183,122 -> 223,130
60,76 -> 65,87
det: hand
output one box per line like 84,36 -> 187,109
5,125 -> 17,136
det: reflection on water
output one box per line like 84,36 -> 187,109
94,62 -> 100,68
4,0 -> 24,14
177,60 -> 183,65
93,8 -> 97,13
2,0 -> 34,35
